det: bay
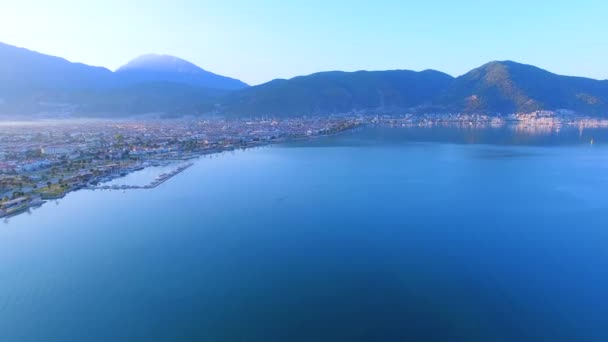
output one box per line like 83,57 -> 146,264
1,126 -> 608,341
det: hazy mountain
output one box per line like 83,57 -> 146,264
0,42 -> 246,115
115,54 -> 248,90
0,42 -> 114,91
219,70 -> 454,116
2,41 -> 608,118
442,61 -> 608,114
67,82 -> 228,116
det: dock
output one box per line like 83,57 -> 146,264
88,163 -> 193,191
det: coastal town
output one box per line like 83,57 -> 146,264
1,111 -> 607,218
0,116 -> 361,218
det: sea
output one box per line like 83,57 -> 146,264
1,125 -> 608,341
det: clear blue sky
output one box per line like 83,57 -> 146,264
0,0 -> 606,85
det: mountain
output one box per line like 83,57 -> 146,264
115,54 -> 248,90
0,42 -> 247,115
2,41 -> 608,118
219,69 -> 454,116
217,61 -> 608,117
0,42 -> 116,115
442,61 -> 608,114
66,82 -> 228,116
0,42 -> 114,91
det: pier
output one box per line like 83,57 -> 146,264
88,163 -> 193,191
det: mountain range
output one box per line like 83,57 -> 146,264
0,42 -> 607,117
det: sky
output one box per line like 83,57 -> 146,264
0,0 -> 606,85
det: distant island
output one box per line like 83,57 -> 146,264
0,42 -> 607,118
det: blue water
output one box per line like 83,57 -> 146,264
1,126 -> 608,341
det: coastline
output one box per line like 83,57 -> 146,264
1,113 -> 605,220
0,126 -> 359,220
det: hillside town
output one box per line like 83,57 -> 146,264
1,111 -> 607,218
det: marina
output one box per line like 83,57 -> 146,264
0,196 -> 44,218
88,163 -> 194,190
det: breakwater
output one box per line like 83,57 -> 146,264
88,163 -> 193,190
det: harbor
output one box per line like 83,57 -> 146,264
88,163 -> 193,190
0,196 -> 45,218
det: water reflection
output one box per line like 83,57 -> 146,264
2,126 -> 608,341
355,124 -> 607,146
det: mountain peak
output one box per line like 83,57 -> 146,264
474,60 -> 551,77
116,54 -> 202,74
115,54 -> 248,90
442,60 -> 608,114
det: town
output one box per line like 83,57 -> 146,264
1,111 -> 607,218
0,116 -> 362,218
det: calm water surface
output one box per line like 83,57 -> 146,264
1,126 -> 608,341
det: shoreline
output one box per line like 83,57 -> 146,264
0,198 -> 44,219
2,117 -> 604,220
0,127 -> 359,220
89,129 -> 356,192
